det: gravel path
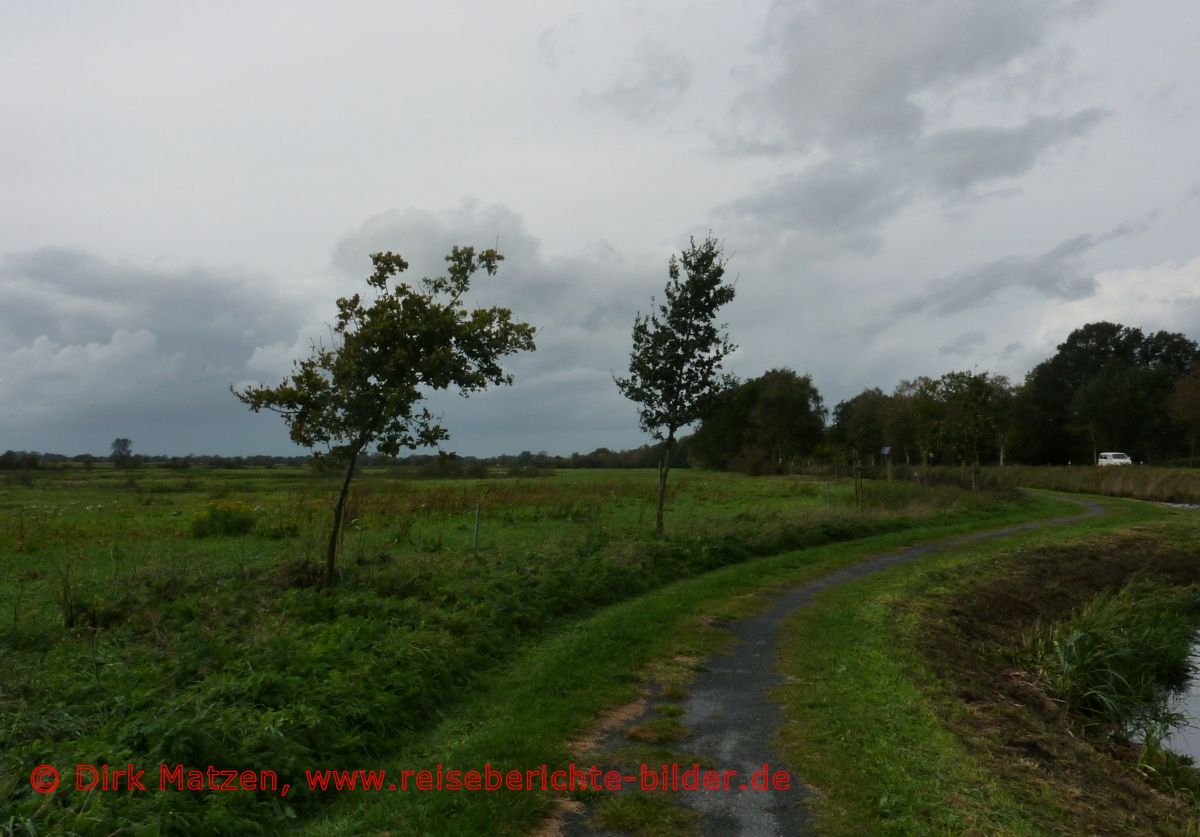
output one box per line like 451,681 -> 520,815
561,494 -> 1108,837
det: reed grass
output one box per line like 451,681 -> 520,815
1024,580 -> 1200,736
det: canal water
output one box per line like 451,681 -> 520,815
1154,505 -> 1200,759
1162,662 -> 1200,760
1158,636 -> 1200,761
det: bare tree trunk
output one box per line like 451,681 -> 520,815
325,450 -> 360,589
655,435 -> 674,535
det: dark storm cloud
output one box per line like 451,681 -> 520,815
716,110 -> 1104,256
710,0 -> 1108,257
731,0 -> 1099,154
716,160 -> 910,257
890,222 -> 1146,320
0,248 -> 315,452
0,247 -> 309,364
913,109 -> 1107,193
578,38 -> 691,121
331,202 -> 643,337
0,204 -> 662,456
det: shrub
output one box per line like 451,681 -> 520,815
190,500 -> 257,537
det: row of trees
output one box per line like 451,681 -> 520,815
832,323 -> 1200,468
689,322 -> 1200,476
829,371 -> 1014,471
1014,322 -> 1198,464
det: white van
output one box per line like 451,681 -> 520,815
1097,452 -> 1132,466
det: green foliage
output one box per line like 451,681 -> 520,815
615,236 -> 737,444
935,370 -> 1012,467
232,246 -> 536,585
0,450 -> 40,471
233,248 -> 536,461
1171,367 -> 1200,464
1025,580 -> 1200,734
190,500 -> 257,537
414,454 -> 490,480
615,235 -> 737,532
1016,321 -> 1198,464
833,372 -> 1012,472
824,321 -> 1198,468
691,368 -> 826,474
831,386 -> 889,461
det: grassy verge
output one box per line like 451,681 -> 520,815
772,497 -> 1200,834
294,491 -> 1090,835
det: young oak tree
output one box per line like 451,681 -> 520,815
615,236 -> 736,534
233,247 -> 535,588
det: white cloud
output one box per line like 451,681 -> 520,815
1,329 -> 182,423
1032,258 -> 1200,353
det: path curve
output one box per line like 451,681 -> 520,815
562,492 -> 1108,837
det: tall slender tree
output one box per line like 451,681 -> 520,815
615,236 -> 737,534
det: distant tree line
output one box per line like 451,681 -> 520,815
688,321 -> 1200,474
0,451 -> 337,470
0,445 -> 691,474
6,321 -> 1198,477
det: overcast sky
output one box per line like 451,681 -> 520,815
3,0 -> 1199,457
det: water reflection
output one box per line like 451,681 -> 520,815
1161,645 -> 1200,761
1161,681 -> 1200,757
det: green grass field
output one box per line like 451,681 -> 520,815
7,464 -> 1199,835
1,465 -> 1027,835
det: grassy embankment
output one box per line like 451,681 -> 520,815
1,465 -> 1024,834
772,496 -> 1200,835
